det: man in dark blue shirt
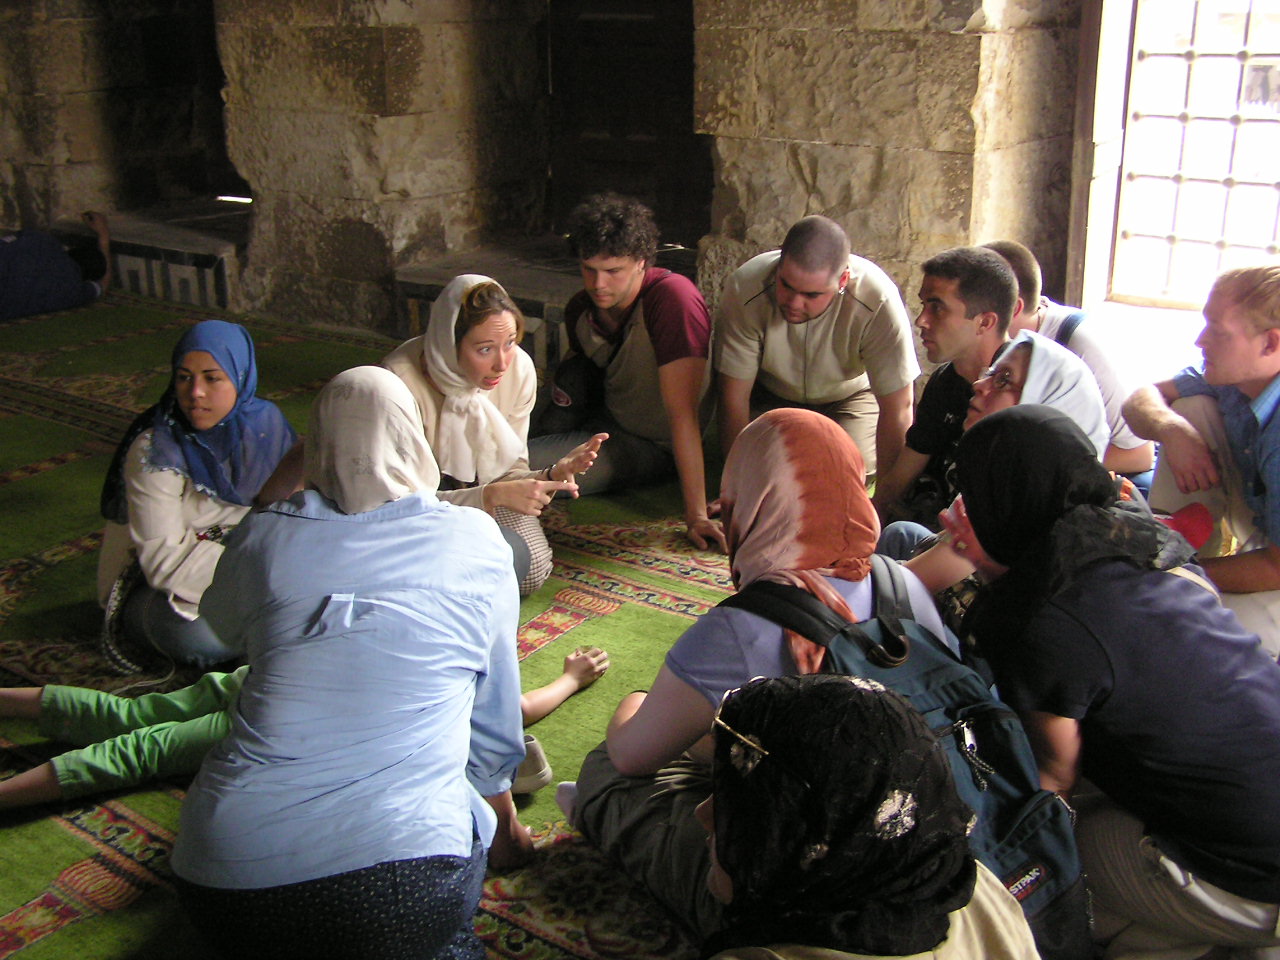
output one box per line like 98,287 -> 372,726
0,211 -> 111,321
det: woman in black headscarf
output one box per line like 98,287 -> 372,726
697,674 -> 1037,959
952,404 -> 1280,959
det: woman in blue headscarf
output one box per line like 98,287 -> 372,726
97,319 -> 296,668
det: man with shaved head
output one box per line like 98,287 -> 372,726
714,215 -> 918,476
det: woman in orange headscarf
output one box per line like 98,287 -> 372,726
562,408 -> 955,941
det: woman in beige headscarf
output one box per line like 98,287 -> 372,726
173,365 -> 531,957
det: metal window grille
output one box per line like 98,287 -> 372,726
1112,0 -> 1280,307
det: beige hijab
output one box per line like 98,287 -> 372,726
420,274 -> 524,484
304,366 -> 440,514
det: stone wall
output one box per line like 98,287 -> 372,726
2,0 -> 1086,332
0,0 -> 241,228
215,0 -> 548,331
693,0 -> 1082,312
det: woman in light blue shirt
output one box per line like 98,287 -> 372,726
171,366 -> 528,960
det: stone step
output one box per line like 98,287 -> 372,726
52,203 -> 250,313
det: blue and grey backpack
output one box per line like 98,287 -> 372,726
718,554 -> 1092,960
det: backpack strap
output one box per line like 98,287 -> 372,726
1165,564 -> 1220,599
562,297 -> 628,371
719,573 -> 910,669
1054,310 -> 1086,347
868,553 -> 912,642
869,554 -> 971,664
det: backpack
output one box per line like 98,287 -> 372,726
718,555 -> 1092,960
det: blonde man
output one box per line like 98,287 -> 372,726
1124,265 -> 1280,656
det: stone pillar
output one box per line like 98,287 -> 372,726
693,0 -> 1081,311
215,0 -> 548,332
971,1 -> 1082,302
0,1 -> 236,227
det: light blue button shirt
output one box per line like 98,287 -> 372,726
171,490 -> 524,889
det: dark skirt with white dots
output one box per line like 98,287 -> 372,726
177,838 -> 487,960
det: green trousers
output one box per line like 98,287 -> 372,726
40,666 -> 246,798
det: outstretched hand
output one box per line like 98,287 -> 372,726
564,646 -> 609,689
552,433 -> 609,482
938,496 -> 1004,580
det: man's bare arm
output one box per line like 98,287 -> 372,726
873,385 -> 913,479
1201,543 -> 1280,594
1122,382 -> 1220,493
717,373 -> 754,459
659,357 -> 726,552
1102,440 -> 1155,475
872,447 -> 929,520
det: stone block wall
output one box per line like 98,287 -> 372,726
215,0 -> 548,331
2,0 -> 1088,333
693,0 -> 1083,313
0,0 -> 242,227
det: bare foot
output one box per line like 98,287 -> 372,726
81,210 -> 109,236
555,782 -> 578,828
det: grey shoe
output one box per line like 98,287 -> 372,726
512,734 -> 552,794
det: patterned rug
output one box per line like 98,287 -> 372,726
0,293 -> 731,959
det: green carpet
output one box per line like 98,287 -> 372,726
0,292 -> 728,958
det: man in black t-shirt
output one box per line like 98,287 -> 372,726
872,247 -> 1016,527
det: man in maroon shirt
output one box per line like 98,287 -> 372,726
530,193 -> 725,551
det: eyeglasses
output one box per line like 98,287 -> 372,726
979,364 -> 1020,392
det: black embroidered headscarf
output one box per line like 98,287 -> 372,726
955,405 -> 1195,651
703,675 -> 976,957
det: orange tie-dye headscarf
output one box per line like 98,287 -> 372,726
721,408 -> 882,673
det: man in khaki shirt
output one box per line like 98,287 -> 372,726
714,216 -> 918,476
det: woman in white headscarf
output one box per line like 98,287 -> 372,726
887,330 -> 1111,590
172,366 -> 531,959
382,274 -> 607,597
962,330 -> 1108,457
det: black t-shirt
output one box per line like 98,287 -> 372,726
990,560 -> 1280,902
897,363 -> 972,526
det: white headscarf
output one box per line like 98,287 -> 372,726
304,366 -> 441,514
1015,329 -> 1110,459
422,274 -> 524,484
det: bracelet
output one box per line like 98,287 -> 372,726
542,464 -> 556,481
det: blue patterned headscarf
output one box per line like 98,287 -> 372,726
100,320 -> 297,522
